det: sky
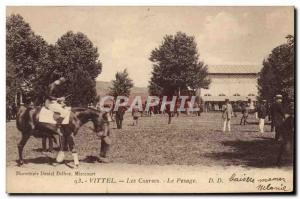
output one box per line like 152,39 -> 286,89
7,6 -> 294,87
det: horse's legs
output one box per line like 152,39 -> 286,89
42,137 -> 47,152
48,137 -> 53,152
17,133 -> 30,166
43,136 -> 54,152
62,135 -> 69,151
68,134 -> 79,167
56,135 -> 66,163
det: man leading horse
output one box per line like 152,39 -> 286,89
17,77 -> 111,167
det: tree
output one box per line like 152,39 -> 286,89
30,44 -> 60,105
148,32 -> 210,96
6,14 -> 49,104
258,35 -> 294,107
46,31 -> 102,106
109,69 -> 134,98
6,60 -> 18,104
148,80 -> 163,96
6,15 -> 102,107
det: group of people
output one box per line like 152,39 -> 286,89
9,76 -> 294,155
222,98 -> 255,132
221,94 -> 293,141
95,96 -> 205,129
9,75 -> 294,166
255,94 -> 291,140
101,94 -> 290,137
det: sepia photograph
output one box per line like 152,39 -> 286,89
5,6 -> 295,193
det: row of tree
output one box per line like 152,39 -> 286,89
7,14 -> 102,106
258,35 -> 294,109
9,14 -> 293,110
7,14 -> 212,107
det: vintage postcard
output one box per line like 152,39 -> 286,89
6,6 -> 294,193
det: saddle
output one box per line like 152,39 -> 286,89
39,107 -> 71,124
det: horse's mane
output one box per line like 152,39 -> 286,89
87,107 -> 101,113
72,107 -> 101,113
71,107 -> 88,112
72,107 -> 104,123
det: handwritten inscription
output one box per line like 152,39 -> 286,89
206,173 -> 290,192
229,173 -> 255,183
257,177 -> 286,183
256,177 -> 288,192
257,183 -> 288,191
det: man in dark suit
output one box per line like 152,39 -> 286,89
268,97 -> 275,132
115,99 -> 127,129
271,95 -> 285,141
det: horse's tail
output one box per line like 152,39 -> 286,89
16,105 -> 31,132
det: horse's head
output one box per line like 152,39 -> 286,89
75,107 -> 111,136
90,109 -> 110,137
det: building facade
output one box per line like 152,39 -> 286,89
201,65 -> 261,102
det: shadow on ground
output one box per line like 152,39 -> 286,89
16,156 -> 56,165
81,155 -> 100,163
16,156 -> 80,168
32,147 -> 60,152
204,139 -> 293,168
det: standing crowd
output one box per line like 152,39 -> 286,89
221,94 -> 294,142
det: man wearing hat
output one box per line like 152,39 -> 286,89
257,99 -> 267,133
45,77 -> 69,135
269,97 -> 276,132
222,98 -> 233,132
271,94 -> 285,141
115,99 -> 127,129
29,77 -> 68,132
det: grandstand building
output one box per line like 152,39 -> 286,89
201,65 -> 261,102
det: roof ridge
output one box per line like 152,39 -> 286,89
207,64 -> 262,74
209,64 -> 260,66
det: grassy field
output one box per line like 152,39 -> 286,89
6,112 -> 292,168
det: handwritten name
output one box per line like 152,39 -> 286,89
257,183 -> 288,191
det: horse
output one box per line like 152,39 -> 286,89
16,105 -> 110,167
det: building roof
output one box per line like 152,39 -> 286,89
202,95 -> 257,102
208,65 -> 262,74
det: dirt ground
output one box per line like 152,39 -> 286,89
6,112 -> 293,168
